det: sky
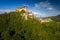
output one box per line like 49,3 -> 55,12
0,0 -> 60,17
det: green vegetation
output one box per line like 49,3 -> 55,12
0,10 -> 60,40
48,15 -> 60,22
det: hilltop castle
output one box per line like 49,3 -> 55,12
39,16 -> 52,22
16,6 -> 34,20
40,18 -> 52,22
16,6 -> 52,22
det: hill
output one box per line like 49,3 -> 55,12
0,11 -> 60,40
48,15 -> 60,22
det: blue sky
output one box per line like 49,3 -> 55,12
0,0 -> 60,17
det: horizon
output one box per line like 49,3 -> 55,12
0,0 -> 60,17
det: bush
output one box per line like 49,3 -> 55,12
0,11 -> 60,40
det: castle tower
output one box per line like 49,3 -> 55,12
23,6 -> 27,11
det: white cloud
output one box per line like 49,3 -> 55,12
47,7 -> 53,10
23,4 -> 28,7
0,9 -> 15,13
35,4 -> 40,8
33,11 -> 51,17
34,1 -> 54,11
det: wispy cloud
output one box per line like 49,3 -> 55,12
23,4 -> 28,6
0,9 -> 15,13
47,7 -> 53,10
33,11 -> 52,17
34,1 -> 54,11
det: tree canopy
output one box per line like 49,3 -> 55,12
0,11 -> 60,40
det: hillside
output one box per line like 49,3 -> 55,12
0,11 -> 60,40
48,15 -> 60,22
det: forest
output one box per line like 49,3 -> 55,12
0,10 -> 60,40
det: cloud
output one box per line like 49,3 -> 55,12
34,1 -> 54,11
35,4 -> 40,8
33,11 -> 51,17
23,4 -> 29,7
47,7 -> 53,10
0,9 -> 15,13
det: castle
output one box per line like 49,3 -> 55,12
16,6 -> 34,20
16,6 -> 52,22
40,18 -> 52,22
16,6 -> 27,12
39,16 -> 52,22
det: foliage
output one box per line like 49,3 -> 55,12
0,11 -> 60,40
